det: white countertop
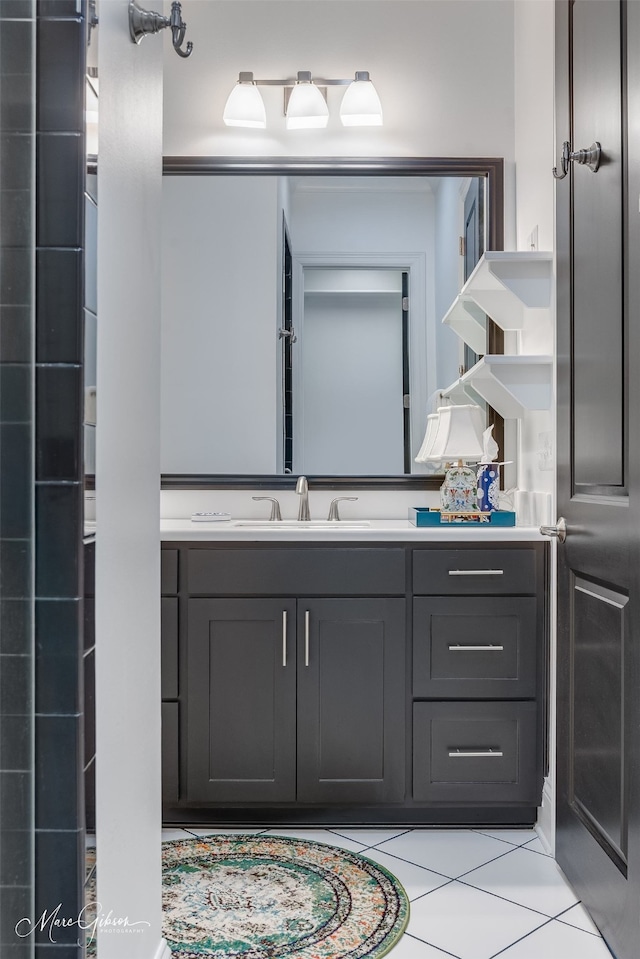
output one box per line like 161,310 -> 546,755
160,518 -> 546,542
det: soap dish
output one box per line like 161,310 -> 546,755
191,511 -> 231,523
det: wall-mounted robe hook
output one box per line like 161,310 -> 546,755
553,140 -> 601,179
129,0 -> 193,58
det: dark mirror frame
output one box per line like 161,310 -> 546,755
161,155 -> 504,490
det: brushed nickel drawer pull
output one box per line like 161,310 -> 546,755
448,749 -> 504,758
305,610 -> 310,667
449,644 -> 504,652
282,610 -> 287,667
448,569 -> 504,576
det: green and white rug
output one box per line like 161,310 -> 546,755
162,834 -> 410,959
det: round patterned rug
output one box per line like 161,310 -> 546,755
162,834 -> 410,959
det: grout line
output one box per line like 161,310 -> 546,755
553,903 -> 603,939
487,916 -> 556,959
454,873 -> 578,920
402,931 -> 462,958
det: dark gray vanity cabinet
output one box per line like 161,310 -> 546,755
162,540 -> 547,825
411,547 -> 545,806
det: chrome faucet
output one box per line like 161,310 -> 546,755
295,475 -> 310,521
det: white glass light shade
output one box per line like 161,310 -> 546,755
426,405 -> 485,463
340,71 -> 383,127
223,76 -> 266,128
286,74 -> 329,129
414,413 -> 440,463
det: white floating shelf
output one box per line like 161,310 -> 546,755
440,376 -> 485,408
459,355 -> 553,419
441,295 -> 487,354
461,251 -> 553,332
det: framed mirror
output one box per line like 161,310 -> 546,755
161,156 -> 504,490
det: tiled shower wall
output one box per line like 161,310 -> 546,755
0,2 -> 36,957
1,1 -> 88,956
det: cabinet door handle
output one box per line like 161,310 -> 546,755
448,644 -> 504,652
448,749 -> 504,758
304,610 -> 310,666
448,569 -> 504,576
282,610 -> 287,667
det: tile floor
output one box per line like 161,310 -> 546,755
161,826 -> 614,959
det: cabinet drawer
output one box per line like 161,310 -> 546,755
413,549 -> 537,595
161,549 -> 179,595
413,597 -> 537,698
413,701 -> 539,804
187,548 -> 406,595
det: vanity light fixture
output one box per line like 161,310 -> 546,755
223,70 -> 383,129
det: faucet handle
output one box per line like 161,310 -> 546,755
252,496 -> 282,521
327,497 -> 358,521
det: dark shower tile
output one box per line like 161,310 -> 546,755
0,133 -> 33,191
0,714 -> 31,771
0,72 -> 34,134
0,884 -> 32,945
1,0 -> 35,17
37,0 -> 82,17
0,248 -> 32,306
0,772 -> 31,830
36,366 -> 82,481
0,306 -> 32,362
0,20 -> 32,77
35,716 -> 81,830
34,830 -> 83,945
0,189 -> 32,248
35,484 -> 81,598
0,600 -> 31,654
35,599 -> 82,714
36,249 -> 82,363
36,133 -> 83,248
0,830 -> 32,887
37,18 -> 83,133
0,540 -> 31,599
0,365 -> 31,423
0,424 -> 31,539
0,654 -> 31,716
84,757 -> 94,833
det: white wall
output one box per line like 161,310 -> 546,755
162,0 -> 516,243
96,4 -> 167,957
161,176 -> 279,472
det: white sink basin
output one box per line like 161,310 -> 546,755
233,520 -> 371,530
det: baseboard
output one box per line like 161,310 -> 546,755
154,938 -> 172,959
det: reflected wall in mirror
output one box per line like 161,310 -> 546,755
161,158 -> 504,487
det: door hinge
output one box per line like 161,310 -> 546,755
402,296 -> 409,311
403,394 -> 411,409
459,236 -> 466,256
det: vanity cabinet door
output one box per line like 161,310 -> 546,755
185,598 -> 297,803
296,598 -> 406,804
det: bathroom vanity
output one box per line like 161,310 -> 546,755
161,524 -> 547,827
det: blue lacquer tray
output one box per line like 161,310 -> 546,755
409,508 -> 516,527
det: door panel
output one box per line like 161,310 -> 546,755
186,598 -> 296,803
555,2 -> 640,956
296,598 -> 405,803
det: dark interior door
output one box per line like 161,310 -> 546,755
555,3 -> 640,957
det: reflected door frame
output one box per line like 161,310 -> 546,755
291,253 -> 428,473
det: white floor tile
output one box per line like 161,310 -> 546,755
407,881 -> 546,959
161,829 -> 193,842
388,933 -> 461,958
556,903 -> 602,937
363,847 -> 451,901
260,828 -> 368,852
331,828 -> 411,846
472,829 -> 536,848
375,830 -> 514,879
461,846 -> 578,917
496,918 -> 613,958
520,836 -> 550,855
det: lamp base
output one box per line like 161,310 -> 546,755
440,463 -> 477,512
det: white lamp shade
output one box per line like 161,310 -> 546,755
223,81 -> 266,128
286,80 -> 329,129
426,405 -> 485,462
340,72 -> 383,127
414,413 -> 440,463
